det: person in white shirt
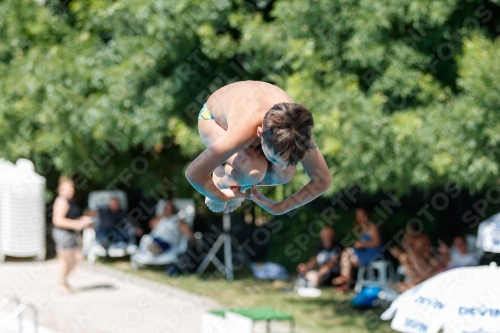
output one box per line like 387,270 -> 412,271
147,200 -> 194,255
445,235 -> 479,269
477,212 -> 500,265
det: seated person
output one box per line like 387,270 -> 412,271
438,235 -> 479,269
147,200 -> 194,255
332,208 -> 382,291
296,226 -> 343,287
89,197 -> 140,248
477,212 -> 500,266
390,223 -> 441,292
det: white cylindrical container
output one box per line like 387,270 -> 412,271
0,159 -> 46,261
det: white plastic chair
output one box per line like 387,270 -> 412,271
355,260 -> 396,293
130,199 -> 195,269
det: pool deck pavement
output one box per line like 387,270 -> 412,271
0,259 -> 220,333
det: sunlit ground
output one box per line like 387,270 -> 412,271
105,260 -> 394,333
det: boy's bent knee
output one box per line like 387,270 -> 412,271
232,150 -> 267,185
247,167 -> 266,185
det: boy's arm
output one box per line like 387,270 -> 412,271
251,141 -> 331,215
185,131 -> 252,203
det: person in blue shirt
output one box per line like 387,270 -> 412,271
88,197 -> 142,248
95,197 -> 129,247
332,208 -> 383,291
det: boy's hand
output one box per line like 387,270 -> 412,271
219,188 -> 249,201
250,185 -> 283,215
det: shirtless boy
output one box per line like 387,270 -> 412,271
185,81 -> 331,215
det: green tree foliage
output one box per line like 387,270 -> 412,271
201,0 -> 500,195
0,0 -> 241,192
0,0 -> 499,197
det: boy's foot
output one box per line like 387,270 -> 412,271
211,171 -> 245,213
205,195 -> 243,213
205,197 -> 227,212
225,186 -> 246,212
225,197 -> 244,213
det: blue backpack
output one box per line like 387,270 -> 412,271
351,285 -> 381,309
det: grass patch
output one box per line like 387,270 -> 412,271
104,260 -> 394,333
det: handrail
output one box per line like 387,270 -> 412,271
0,296 -> 20,312
0,297 -> 38,333
0,296 -> 21,333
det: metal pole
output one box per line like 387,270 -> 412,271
223,214 -> 233,281
196,214 -> 234,281
196,236 -> 226,275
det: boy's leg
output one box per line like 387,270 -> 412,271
198,119 -> 297,187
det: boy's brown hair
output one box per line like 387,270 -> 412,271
262,103 -> 316,166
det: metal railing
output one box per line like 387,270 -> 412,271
0,296 -> 38,333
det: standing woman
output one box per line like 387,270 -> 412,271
52,177 -> 92,292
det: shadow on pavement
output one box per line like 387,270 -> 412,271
76,284 -> 117,292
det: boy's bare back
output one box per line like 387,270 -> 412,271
206,81 -> 293,138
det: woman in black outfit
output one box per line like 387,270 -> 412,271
52,177 -> 92,292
